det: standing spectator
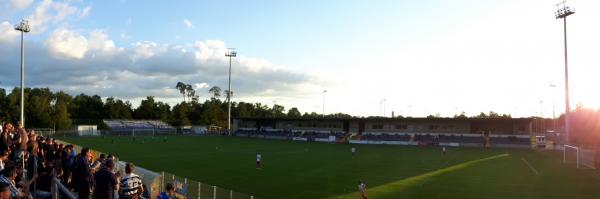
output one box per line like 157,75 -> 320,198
0,165 -> 20,199
0,123 -> 11,153
0,181 -> 10,199
60,146 -> 73,185
93,159 -> 118,199
0,152 -> 8,171
91,154 -> 106,172
0,164 -> 33,199
73,148 -> 93,199
13,123 -> 28,166
119,163 -> 143,199
157,183 -> 176,199
25,145 -> 39,181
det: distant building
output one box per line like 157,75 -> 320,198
234,117 -> 533,135
234,117 -> 534,148
77,125 -> 98,136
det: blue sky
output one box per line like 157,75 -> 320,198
1,0 -> 599,117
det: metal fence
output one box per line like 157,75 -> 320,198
53,139 -> 258,199
50,177 -> 77,199
160,172 -> 257,199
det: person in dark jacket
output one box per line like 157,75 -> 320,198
73,148 -> 92,199
93,159 -> 118,199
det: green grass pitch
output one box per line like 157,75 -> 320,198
62,136 -> 600,199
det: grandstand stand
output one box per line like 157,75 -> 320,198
103,119 -> 176,135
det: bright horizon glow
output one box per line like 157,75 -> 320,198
0,0 -> 599,118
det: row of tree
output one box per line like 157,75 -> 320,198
1,82 -> 598,149
0,83 -> 352,129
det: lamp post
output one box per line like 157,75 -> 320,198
14,19 -> 30,127
322,90 -> 326,118
379,99 -> 386,117
550,84 -> 557,131
225,48 -> 236,135
540,100 -> 544,134
555,1 -> 574,143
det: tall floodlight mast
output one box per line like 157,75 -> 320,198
554,1 -> 574,143
225,48 -> 237,135
14,19 -> 30,127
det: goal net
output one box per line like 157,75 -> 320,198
563,145 -> 596,169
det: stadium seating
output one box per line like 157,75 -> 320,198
234,129 -> 531,147
103,119 -> 176,134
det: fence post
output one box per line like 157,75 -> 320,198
161,171 -> 165,192
51,177 -> 57,199
563,146 -> 566,163
213,186 -> 216,199
577,149 -> 580,169
184,178 -> 188,197
198,182 -> 201,199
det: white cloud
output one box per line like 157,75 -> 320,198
194,82 -> 209,89
120,33 -> 129,40
131,41 -> 166,60
183,19 -> 194,29
88,30 -> 116,53
0,21 -> 19,43
80,6 -> 91,18
193,40 -> 227,62
0,36 -> 318,109
27,0 -> 88,34
45,28 -> 88,59
10,0 -> 34,10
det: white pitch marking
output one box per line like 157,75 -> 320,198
522,158 -> 539,175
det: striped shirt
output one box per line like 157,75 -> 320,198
120,173 -> 143,198
0,175 -> 20,198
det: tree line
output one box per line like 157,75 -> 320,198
1,81 -> 597,148
0,82 -> 352,130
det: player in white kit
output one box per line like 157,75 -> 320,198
256,153 -> 262,169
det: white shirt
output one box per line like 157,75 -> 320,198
351,148 -> 356,153
443,147 -> 446,152
256,154 -> 262,162
358,183 -> 366,193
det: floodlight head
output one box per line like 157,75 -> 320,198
225,48 -> 237,57
14,19 -> 30,33
555,1 -> 575,19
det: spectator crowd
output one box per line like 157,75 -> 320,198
0,121 -> 147,199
